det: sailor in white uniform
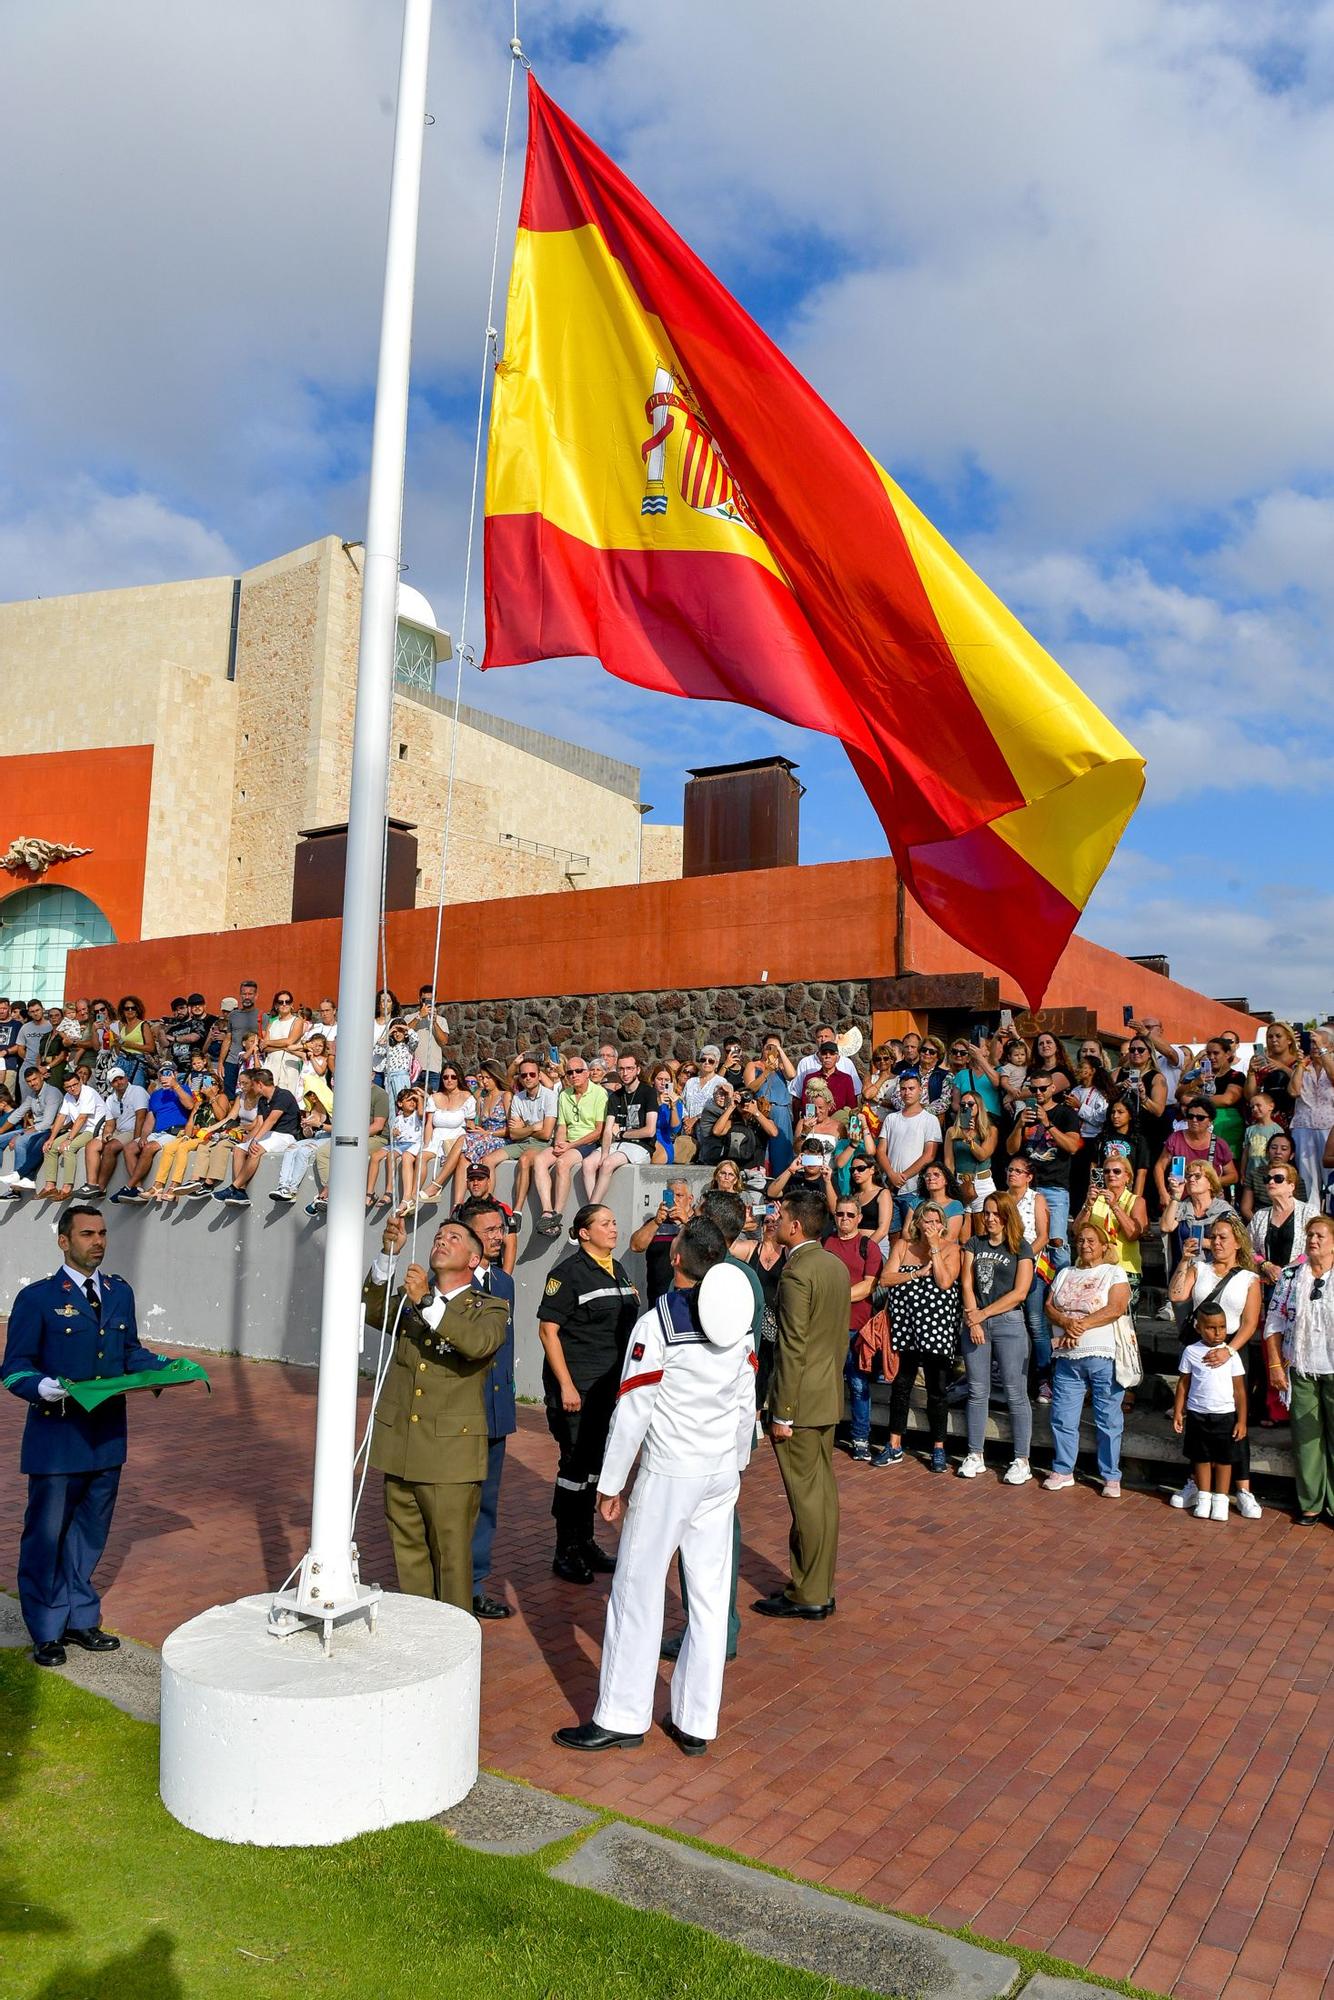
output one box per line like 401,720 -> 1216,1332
553,1216 -> 756,1757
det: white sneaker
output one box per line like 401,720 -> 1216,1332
1235,1489 -> 1262,1520
957,1452 -> 986,1479
1211,1492 -> 1230,1522
1193,1493 -> 1213,1519
1171,1478 -> 1198,1511
1003,1459 -> 1032,1485
1158,1301 -> 1178,1322
13,1177 -> 34,1190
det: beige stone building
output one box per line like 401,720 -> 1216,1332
0,536 -> 682,989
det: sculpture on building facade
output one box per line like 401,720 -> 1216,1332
0,837 -> 92,877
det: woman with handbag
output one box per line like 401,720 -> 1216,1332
1044,1222 -> 1132,1497
1166,1214 -> 1263,1518
960,1193 -> 1035,1485
870,1202 -> 962,1472
945,1091 -> 998,1215
827,1197 -> 885,1463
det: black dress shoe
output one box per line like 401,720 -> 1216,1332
751,1592 -> 835,1621
472,1594 -> 514,1620
662,1717 -> 708,1757
64,1626 -> 120,1652
552,1550 -> 594,1585
660,1629 -> 737,1663
552,1720 -> 644,1751
32,1640 -> 66,1668
581,1541 -> 617,1575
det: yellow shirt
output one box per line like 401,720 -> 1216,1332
1089,1190 -> 1142,1275
557,1082 -> 608,1147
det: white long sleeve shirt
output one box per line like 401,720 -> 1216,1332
598,1293 -> 756,1495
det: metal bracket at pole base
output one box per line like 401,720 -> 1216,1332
267,1541 -> 382,1657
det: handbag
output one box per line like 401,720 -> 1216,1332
1111,1313 -> 1142,1389
856,1243 -> 899,1381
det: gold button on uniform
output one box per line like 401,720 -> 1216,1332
414,1388 -> 422,1398
410,1413 -> 419,1423
418,1362 -> 426,1373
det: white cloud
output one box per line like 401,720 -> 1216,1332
1085,850 -> 1334,1018
0,481 -> 238,599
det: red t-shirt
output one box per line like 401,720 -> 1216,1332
800,1068 -> 858,1114
825,1232 -> 884,1332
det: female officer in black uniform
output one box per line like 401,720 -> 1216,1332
538,1202 -> 639,1583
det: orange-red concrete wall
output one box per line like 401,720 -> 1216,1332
0,746 -> 153,942
70,854 -> 1258,1042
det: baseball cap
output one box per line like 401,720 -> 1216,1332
187,992 -> 206,1005
106,1066 -> 127,1081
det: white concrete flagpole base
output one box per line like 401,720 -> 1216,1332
159,1593 -> 479,1846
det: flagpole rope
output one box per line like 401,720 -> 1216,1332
352,21 -> 525,1535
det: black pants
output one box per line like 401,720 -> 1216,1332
546,1376 -> 616,1553
888,1354 -> 951,1445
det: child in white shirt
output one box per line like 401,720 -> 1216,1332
1173,1303 -> 1247,1522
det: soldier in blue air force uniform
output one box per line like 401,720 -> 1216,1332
2,1203 -> 165,1666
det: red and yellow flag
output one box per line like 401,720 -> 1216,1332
484,79 -> 1144,1002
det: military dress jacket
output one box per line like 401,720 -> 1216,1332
2,1270 -> 164,1475
363,1273 -> 509,1485
769,1242 -> 854,1429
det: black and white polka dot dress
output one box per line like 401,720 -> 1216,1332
890,1262 -> 961,1361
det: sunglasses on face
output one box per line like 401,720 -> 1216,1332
1265,1173 -> 1288,1185
568,1064 -> 587,1074
1186,1113 -> 1210,1123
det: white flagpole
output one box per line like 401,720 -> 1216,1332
277,0 -> 433,1634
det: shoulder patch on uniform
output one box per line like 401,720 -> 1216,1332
631,1341 -> 645,1362
544,1276 -> 562,1297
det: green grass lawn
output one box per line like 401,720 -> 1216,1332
0,1650 -> 876,2000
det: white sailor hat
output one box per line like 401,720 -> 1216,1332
697,1262 -> 754,1349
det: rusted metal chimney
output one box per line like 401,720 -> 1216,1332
682,758 -> 801,877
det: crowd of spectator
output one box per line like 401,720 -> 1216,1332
2,985 -> 1332,1519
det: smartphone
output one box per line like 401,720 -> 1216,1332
998,1007 -> 1013,1032
662,1187 -> 675,1210
1300,1029 -> 1314,1056
548,1044 -> 559,1063
970,1023 -> 987,1047
1169,1155 -> 1186,1186
1090,1165 -> 1106,1194
764,1201 -> 779,1219
1122,1004 -> 1135,1026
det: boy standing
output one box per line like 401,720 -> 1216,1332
1173,1303 -> 1247,1521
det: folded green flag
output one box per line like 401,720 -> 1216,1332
59,1358 -> 212,1413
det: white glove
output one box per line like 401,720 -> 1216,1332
38,1376 -> 66,1402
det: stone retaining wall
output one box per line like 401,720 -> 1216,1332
436,980 -> 872,1069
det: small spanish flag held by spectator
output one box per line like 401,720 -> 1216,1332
483,78 -> 1144,1005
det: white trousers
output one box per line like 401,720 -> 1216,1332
593,1465 -> 738,1742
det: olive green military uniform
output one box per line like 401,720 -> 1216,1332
768,1241 -> 853,1608
363,1272 -> 509,1610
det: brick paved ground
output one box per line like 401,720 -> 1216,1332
3,1349 -> 1332,2000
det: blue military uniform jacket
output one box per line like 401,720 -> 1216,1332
2,1270 -> 162,1475
475,1266 -> 516,1439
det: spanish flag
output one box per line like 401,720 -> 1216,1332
484,79 -> 1144,1002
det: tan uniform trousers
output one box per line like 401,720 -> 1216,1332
382,1475 -> 481,1611
771,1425 -> 839,1608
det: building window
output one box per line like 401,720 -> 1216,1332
0,885 -> 115,1004
394,621 -> 436,695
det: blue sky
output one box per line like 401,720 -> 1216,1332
2,2 -> 1330,1014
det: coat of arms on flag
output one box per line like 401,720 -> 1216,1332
641,364 -> 756,530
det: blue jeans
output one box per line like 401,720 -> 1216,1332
15,1128 -> 52,1179
1050,1353 -> 1123,1481
1024,1274 -> 1052,1381
891,1190 -> 915,1234
1042,1186 -> 1071,1272
963,1311 -> 1032,1459
845,1342 -> 873,1444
